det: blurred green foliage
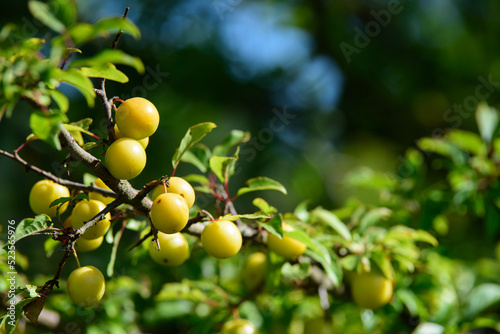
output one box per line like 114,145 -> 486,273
2,0 -> 500,333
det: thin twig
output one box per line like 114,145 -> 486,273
74,198 -> 121,238
0,149 -> 115,197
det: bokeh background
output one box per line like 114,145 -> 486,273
2,0 -> 499,222
2,0 -> 500,333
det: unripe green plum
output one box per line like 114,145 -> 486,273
29,180 -> 70,217
350,272 -> 393,309
221,319 -> 257,334
71,200 -> 111,240
75,236 -> 104,252
89,178 -> 115,205
267,222 -> 306,260
113,124 -> 149,149
150,193 -> 189,234
243,252 -> 267,290
115,97 -> 159,140
67,265 -> 105,307
151,176 -> 195,208
201,220 -> 242,259
148,232 -> 189,266
105,138 -> 146,180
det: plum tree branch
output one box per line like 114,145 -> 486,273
95,6 -> 130,143
74,198 -> 121,238
0,148 -> 115,197
58,125 -> 152,213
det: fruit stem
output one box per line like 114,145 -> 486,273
73,251 -> 81,268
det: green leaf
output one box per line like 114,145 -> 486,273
29,111 -> 68,150
180,145 -> 211,173
70,49 -> 144,74
172,122 -> 217,169
294,200 -> 311,222
218,213 -> 270,221
49,89 -> 69,113
465,283 -> 500,320
281,262 -> 310,281
78,63 -> 129,83
385,226 -> 438,247
62,123 -> 95,146
236,176 -> 287,196
311,208 -> 352,241
107,228 -> 125,277
28,1 -> 66,33
93,17 -> 141,39
83,173 -> 98,186
125,219 -> 147,231
412,323 -> 445,334
23,296 -> 46,326
417,137 -> 467,165
209,153 -> 238,184
396,289 -> 427,317
345,167 -> 397,190
371,250 -> 395,280
445,129 -> 487,156
476,101 -> 500,143
213,130 -> 251,156
49,193 -> 88,208
14,215 -> 53,244
258,214 -> 283,238
44,238 -> 60,258
3,295 -> 40,334
358,207 -> 392,233
51,68 -> 96,107
252,198 -> 277,214
183,174 -> 210,185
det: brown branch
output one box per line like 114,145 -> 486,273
74,198 -> 121,238
0,148 -> 115,197
96,6 -> 130,143
58,125 -> 152,213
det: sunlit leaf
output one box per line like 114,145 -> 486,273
172,122 -> 217,169
12,215 -> 53,245
28,1 -> 66,33
209,152 -> 238,184
78,63 -> 129,83
93,17 -> 141,39
237,177 -> 287,196
70,49 -> 144,74
218,213 -> 270,221
258,214 -> 283,238
476,101 -> 500,143
29,111 -> 68,150
180,145 -> 211,173
311,207 -> 352,241
212,130 -> 251,156
51,68 -> 96,107
445,129 -> 486,155
465,283 -> 500,320
358,207 -> 392,233
252,198 -> 277,214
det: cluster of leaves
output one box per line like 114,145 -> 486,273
0,1 -> 499,334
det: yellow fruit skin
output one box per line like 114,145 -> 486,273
105,138 -> 147,180
201,220 -> 242,259
71,200 -> 111,240
148,232 -> 189,266
89,178 -> 115,205
267,223 -> 306,260
67,265 -> 105,307
75,236 -> 104,252
221,319 -> 257,334
150,193 -> 189,234
115,97 -> 159,140
29,180 -> 70,217
151,177 -> 195,208
243,252 -> 267,290
113,124 -> 149,149
351,272 -> 393,309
